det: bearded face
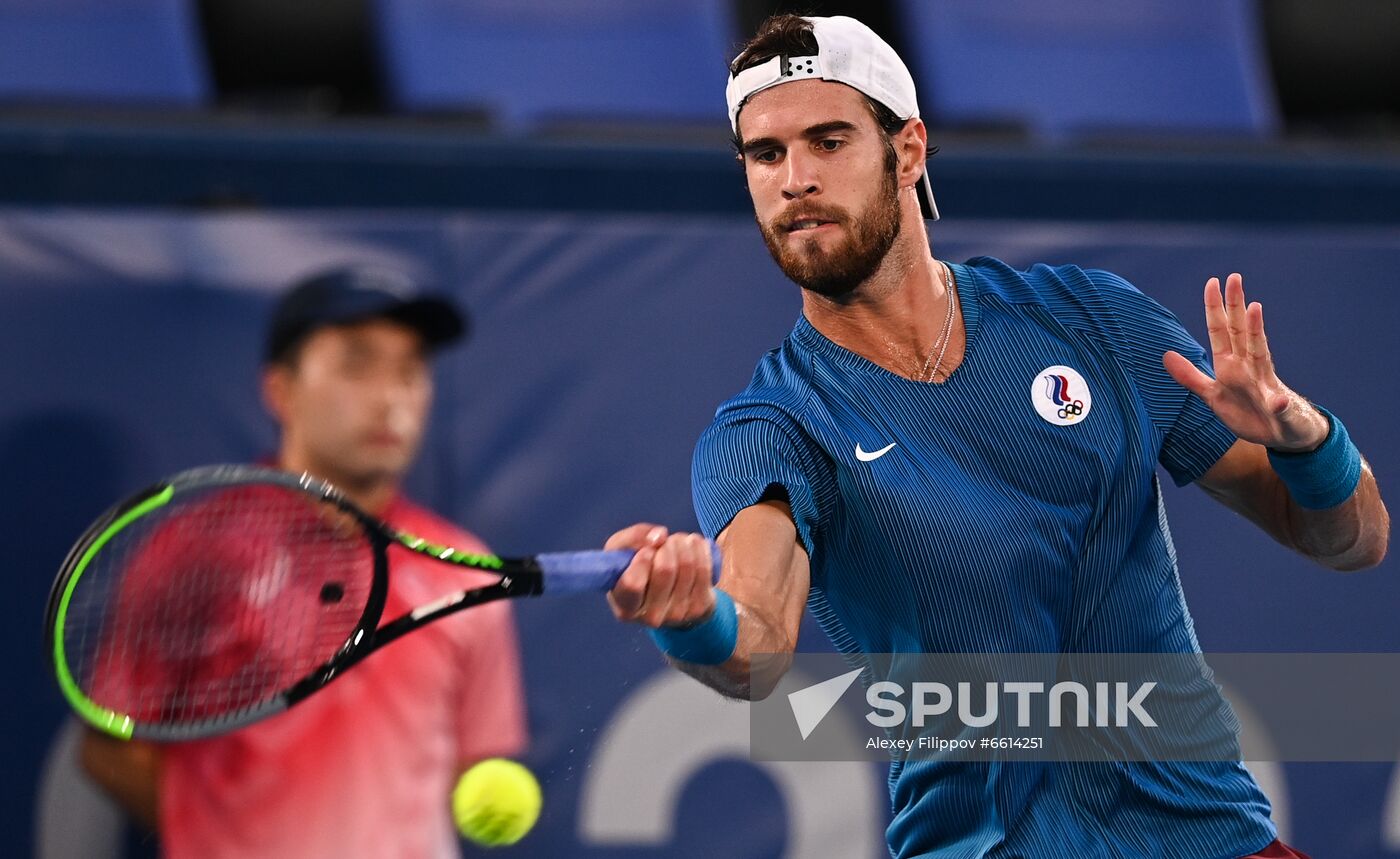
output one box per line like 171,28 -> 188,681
757,145 -> 902,299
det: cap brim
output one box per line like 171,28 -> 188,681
381,296 -> 469,350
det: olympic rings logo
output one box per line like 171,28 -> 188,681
1057,399 -> 1085,420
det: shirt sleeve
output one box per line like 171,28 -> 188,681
691,403 -> 827,558
1085,269 -> 1238,486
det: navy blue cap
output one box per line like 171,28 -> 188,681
265,267 -> 469,363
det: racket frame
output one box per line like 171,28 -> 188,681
46,465 -> 545,741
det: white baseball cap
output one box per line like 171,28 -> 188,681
725,15 -> 939,220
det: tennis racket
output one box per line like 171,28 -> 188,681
46,464 -> 719,742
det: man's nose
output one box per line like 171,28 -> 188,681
781,150 -> 820,201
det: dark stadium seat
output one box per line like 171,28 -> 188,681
895,0 -> 1279,139
372,0 -> 736,129
0,0 -> 208,107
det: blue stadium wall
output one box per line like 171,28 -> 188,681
3,125 -> 1398,858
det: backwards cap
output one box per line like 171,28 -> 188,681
725,16 -> 939,220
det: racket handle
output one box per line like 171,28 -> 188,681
536,542 -> 723,596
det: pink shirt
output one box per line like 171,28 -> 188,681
158,496 -> 527,859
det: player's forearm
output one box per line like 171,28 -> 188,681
667,503 -> 809,700
1209,444 -> 1389,571
1264,411 -> 1390,570
1201,431 -> 1390,572
672,594 -> 798,701
1278,461 -> 1389,571
79,728 -> 161,830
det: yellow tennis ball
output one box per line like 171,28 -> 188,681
452,758 -> 542,847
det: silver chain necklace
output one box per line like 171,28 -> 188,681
916,260 -> 958,382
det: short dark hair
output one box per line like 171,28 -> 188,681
728,14 -> 931,158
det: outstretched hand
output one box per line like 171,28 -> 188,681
1163,273 -> 1329,453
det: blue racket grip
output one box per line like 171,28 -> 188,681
536,542 -> 723,596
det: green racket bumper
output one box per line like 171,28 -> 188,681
52,485 -> 175,740
395,532 -> 504,570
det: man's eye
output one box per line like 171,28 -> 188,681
753,149 -> 779,163
817,139 -> 843,152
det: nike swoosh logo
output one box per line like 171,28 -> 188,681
855,442 -> 897,462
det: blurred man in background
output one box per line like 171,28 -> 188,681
79,267 -> 527,858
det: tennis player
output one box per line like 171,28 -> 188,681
605,15 -> 1390,859
80,268 -> 527,858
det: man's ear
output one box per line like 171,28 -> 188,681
261,365 -> 291,424
898,118 -> 929,189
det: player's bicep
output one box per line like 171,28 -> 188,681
716,498 -> 811,652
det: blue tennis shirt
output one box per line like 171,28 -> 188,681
692,257 -> 1275,858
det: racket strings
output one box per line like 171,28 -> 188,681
63,483 -> 376,727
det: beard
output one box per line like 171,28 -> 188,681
758,164 -> 902,300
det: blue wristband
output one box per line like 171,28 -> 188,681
1267,406 -> 1362,510
648,589 -> 738,665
